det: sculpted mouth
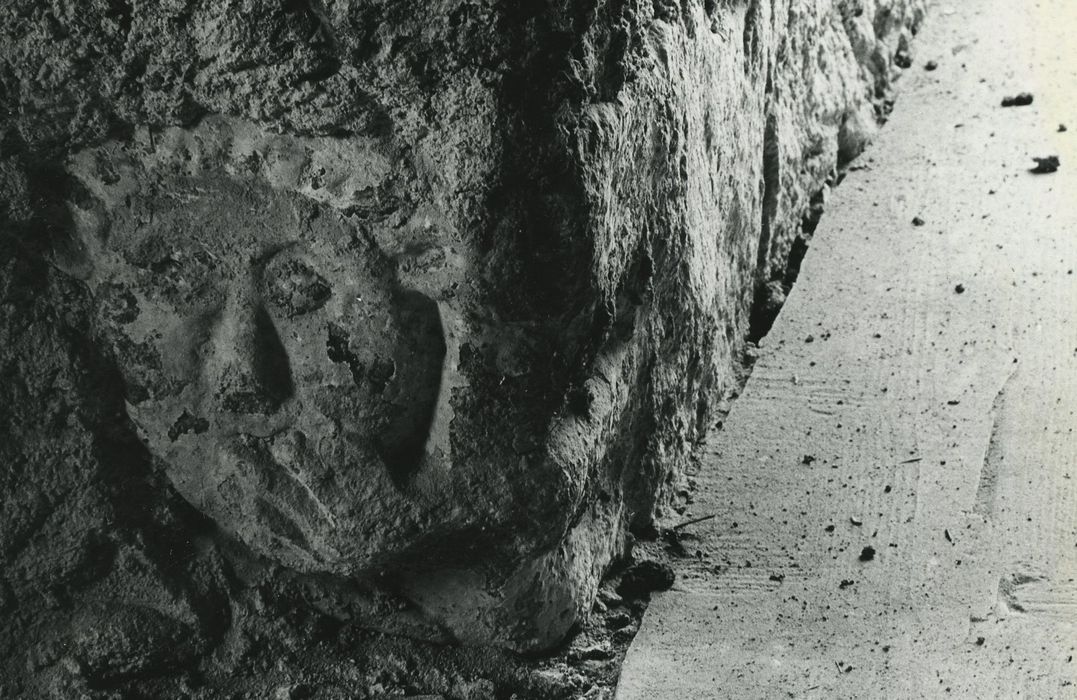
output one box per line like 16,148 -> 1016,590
167,410 -> 210,442
164,408 -> 293,443
215,428 -> 338,543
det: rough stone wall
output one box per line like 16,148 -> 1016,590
0,0 -> 923,693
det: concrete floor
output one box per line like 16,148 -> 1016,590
615,0 -> 1077,697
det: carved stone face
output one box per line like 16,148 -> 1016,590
69,129 -> 454,574
63,119 -> 609,652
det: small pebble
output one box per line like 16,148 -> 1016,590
616,560 -> 675,599
924,60 -> 938,71
571,641 -> 613,661
597,588 -> 624,607
954,283 -> 966,294
1001,93 -> 1034,107
859,546 -> 876,562
1031,155 -> 1060,174
912,216 -> 926,226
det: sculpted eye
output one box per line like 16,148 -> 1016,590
264,257 -> 331,317
97,282 -> 140,325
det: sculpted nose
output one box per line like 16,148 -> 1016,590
209,284 -> 293,415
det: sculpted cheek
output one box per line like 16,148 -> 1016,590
158,311 -> 215,382
95,280 -> 200,405
106,333 -> 176,405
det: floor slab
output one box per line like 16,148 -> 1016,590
616,0 -> 1077,696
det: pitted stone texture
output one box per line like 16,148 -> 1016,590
1,0 -> 924,688
567,0 -> 925,530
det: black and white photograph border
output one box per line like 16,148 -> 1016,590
0,0 -> 1073,698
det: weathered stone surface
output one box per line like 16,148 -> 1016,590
0,0 -> 924,692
